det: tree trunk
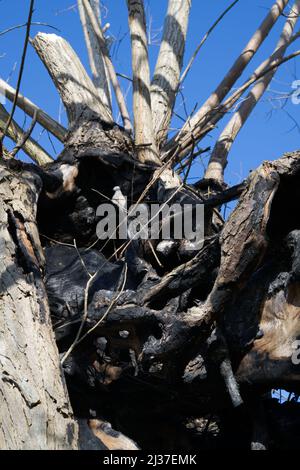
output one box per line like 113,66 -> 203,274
0,164 -> 78,449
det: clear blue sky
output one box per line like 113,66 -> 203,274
1,0 -> 299,187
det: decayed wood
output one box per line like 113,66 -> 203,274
0,103 -> 53,165
189,152 -> 300,330
0,78 -> 67,142
237,271 -> 300,384
0,164 -> 78,449
151,0 -> 191,147
82,0 -> 132,132
231,224 -> 300,385
32,33 -> 113,127
77,0 -> 112,113
166,0 -> 289,161
127,0 -> 161,165
205,0 -> 300,182
143,152 -> 300,363
141,236 -> 220,306
89,419 -> 140,450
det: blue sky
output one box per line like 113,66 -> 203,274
1,0 -> 299,187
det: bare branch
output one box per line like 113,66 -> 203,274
77,0 -> 112,113
205,0 -> 300,182
32,32 -> 113,127
168,0 -> 289,159
164,47 -> 300,165
0,78 -> 67,141
151,0 -> 191,148
82,0 -> 132,132
127,0 -> 161,165
0,104 -> 53,165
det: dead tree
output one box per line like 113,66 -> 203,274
0,0 -> 300,450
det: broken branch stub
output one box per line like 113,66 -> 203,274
32,33 -> 113,127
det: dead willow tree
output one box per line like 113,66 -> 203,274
1,0 -> 300,450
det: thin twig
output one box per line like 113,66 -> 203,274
180,0 -> 240,85
1,0 -> 35,143
10,109 -> 37,157
76,263 -> 128,345
73,238 -> 92,278
61,269 -> 98,365
0,22 -> 59,37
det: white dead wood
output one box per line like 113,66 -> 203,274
0,78 -> 67,142
205,0 -> 300,182
0,103 -> 53,165
77,0 -> 112,113
127,0 -> 161,165
167,0 -> 289,160
32,33 -> 113,127
151,0 -> 191,147
81,0 -> 132,132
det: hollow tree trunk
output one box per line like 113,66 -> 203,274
0,164 -> 78,450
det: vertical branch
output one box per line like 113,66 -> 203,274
127,0 -> 161,165
77,0 -> 112,113
82,0 -> 132,133
151,0 -> 191,148
169,0 -> 289,158
205,0 -> 300,182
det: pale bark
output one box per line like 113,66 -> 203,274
151,0 -> 191,147
0,78 -> 67,142
127,0 -> 160,165
32,33 -> 113,127
168,0 -> 289,160
205,0 -> 300,182
0,165 -> 78,449
0,104 -> 53,165
82,0 -> 132,132
77,0 -> 112,113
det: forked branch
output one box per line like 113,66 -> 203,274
167,0 -> 289,160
